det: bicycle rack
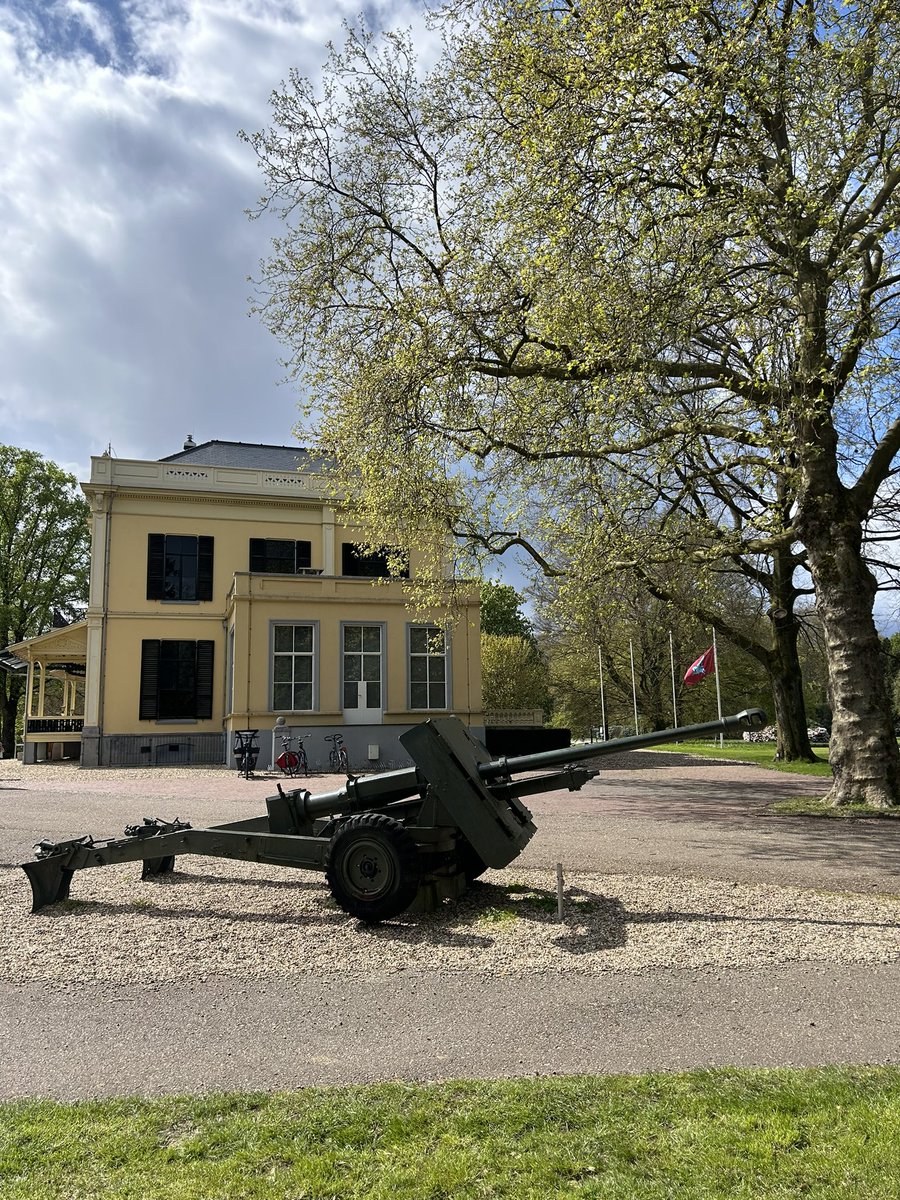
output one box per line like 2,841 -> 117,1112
232,729 -> 260,778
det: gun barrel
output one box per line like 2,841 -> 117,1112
479,708 -> 767,779
278,709 -> 766,819
281,766 -> 425,820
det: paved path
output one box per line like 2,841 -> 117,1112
3,964 -> 898,1101
2,754 -> 898,1099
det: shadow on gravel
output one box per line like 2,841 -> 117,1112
357,880 -> 630,956
627,908 -> 899,931
148,871 -> 321,891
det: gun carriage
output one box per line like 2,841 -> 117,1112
23,709 -> 766,922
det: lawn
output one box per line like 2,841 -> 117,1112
2,1067 -> 900,1199
653,739 -> 833,776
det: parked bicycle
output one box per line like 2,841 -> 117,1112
324,733 -> 349,773
275,733 -> 310,778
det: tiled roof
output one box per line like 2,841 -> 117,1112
159,441 -> 328,472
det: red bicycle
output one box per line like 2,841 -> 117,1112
276,733 -> 310,777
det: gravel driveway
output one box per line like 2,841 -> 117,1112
1,753 -> 898,1099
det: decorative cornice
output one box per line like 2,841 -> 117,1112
96,490 -> 326,511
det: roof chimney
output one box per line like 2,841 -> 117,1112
183,434 -> 196,450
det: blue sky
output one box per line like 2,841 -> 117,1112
0,0 -> 429,483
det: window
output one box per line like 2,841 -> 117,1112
343,624 -> 382,712
409,626 -> 447,710
249,538 -> 313,574
272,623 -> 315,711
139,640 -> 214,720
341,543 -> 408,578
147,534 -> 213,601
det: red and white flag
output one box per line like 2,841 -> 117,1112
684,646 -> 715,687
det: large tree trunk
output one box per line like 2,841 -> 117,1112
0,675 -> 23,759
798,486 -> 900,807
768,613 -> 815,761
767,546 -> 816,762
769,645 -> 816,761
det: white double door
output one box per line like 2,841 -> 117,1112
342,623 -> 383,724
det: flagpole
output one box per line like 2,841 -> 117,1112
629,639 -> 639,735
669,630 -> 678,727
712,628 -> 724,746
597,646 -> 607,741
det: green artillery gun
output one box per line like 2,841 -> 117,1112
22,708 -> 765,922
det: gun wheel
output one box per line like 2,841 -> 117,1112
325,813 -> 420,922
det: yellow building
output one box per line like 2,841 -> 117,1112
13,440 -> 482,768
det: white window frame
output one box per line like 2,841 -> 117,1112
407,624 -> 449,711
270,621 -> 318,713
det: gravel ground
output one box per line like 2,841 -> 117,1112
3,857 -> 898,984
3,758 -> 897,984
4,754 -> 900,1096
3,755 -> 898,988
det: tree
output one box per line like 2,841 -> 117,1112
535,569 -> 773,734
479,581 -> 548,712
480,580 -> 534,638
540,469 -> 820,757
0,447 -> 90,757
481,633 -> 550,714
246,1 -> 900,804
882,632 -> 900,725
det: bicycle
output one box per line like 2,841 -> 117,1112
324,733 -> 349,773
275,733 -> 310,778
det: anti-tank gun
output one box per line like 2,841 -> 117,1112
22,708 -> 766,922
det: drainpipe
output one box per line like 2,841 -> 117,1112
96,493 -> 113,765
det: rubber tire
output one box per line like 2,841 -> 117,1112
325,813 -> 420,922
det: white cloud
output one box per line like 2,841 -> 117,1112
60,0 -> 118,59
0,0 -> 434,480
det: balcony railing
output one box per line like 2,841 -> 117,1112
26,718 -> 85,735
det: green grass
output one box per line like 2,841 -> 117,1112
653,739 -> 834,776
766,796 -> 900,819
3,1067 -> 900,1199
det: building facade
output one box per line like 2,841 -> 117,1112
13,441 -> 483,769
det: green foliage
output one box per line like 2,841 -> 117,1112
480,581 -> 533,638
3,1068 -> 900,1198
481,633 -> 550,714
0,446 -> 89,638
537,572 -> 772,734
0,446 -> 90,755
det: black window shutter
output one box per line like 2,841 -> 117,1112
249,538 -> 266,573
139,641 -> 160,719
296,540 -> 311,569
195,641 -> 215,719
147,534 -> 165,599
197,536 -> 214,600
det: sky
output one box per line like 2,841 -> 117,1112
0,0 -> 429,484
1,1 -> 896,633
